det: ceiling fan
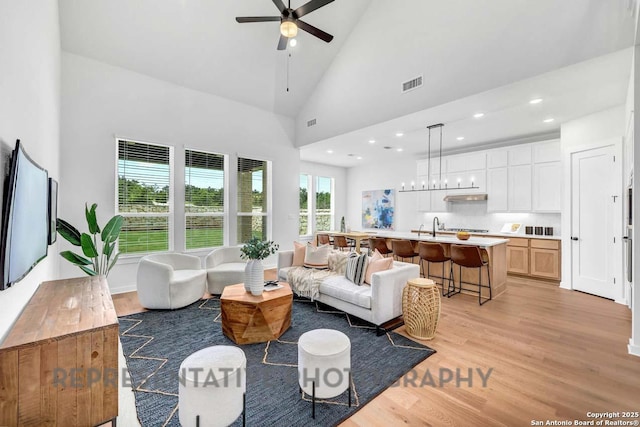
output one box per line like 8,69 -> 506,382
236,0 -> 335,50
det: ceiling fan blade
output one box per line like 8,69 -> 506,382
277,34 -> 288,50
297,20 -> 333,43
235,16 -> 281,23
294,0 -> 335,18
272,0 -> 286,13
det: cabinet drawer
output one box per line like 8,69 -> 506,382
530,239 -> 560,249
507,237 -> 529,247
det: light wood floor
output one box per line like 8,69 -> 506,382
112,274 -> 640,427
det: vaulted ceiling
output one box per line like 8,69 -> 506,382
59,0 -> 636,160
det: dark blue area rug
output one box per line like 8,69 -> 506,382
119,297 -> 435,426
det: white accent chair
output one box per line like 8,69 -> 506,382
137,253 -> 206,310
205,246 -> 247,294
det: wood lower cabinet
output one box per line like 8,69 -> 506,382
0,276 -> 118,427
529,239 -> 561,280
506,237 -> 561,281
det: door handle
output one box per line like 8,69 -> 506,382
571,237 -> 579,241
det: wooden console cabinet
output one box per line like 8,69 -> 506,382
0,276 -> 118,426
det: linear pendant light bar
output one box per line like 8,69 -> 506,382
399,123 -> 479,193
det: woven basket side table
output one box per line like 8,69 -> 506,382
402,278 -> 441,340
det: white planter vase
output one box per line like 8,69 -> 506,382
244,259 -> 264,296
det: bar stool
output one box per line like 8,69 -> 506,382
317,233 -> 332,246
449,244 -> 492,305
418,242 -> 452,297
391,239 -> 418,263
333,235 -> 353,252
369,237 -> 393,257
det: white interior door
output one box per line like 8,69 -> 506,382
571,146 -> 615,299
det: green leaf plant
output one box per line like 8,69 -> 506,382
239,237 -> 279,261
57,203 -> 124,277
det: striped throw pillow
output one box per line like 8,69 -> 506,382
345,252 -> 368,285
303,243 -> 330,269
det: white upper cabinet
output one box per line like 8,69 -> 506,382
533,139 -> 561,163
533,162 -> 562,212
448,152 -> 486,173
487,150 -> 508,168
487,168 -> 508,212
508,164 -> 533,211
508,145 -> 532,166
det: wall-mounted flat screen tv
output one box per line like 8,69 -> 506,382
0,140 -> 49,290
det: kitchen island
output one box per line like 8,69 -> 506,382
368,231 -> 509,299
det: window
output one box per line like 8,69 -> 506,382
299,174 -> 311,236
185,149 -> 226,250
237,157 -> 270,243
315,176 -> 333,232
117,139 -> 173,254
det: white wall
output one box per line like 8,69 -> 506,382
0,1 -> 60,343
60,53 -> 300,294
299,161 -> 348,236
560,105 -> 625,296
629,45 -> 640,357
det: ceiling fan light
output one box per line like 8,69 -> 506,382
280,20 -> 298,37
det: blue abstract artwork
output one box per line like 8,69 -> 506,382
362,189 -> 395,230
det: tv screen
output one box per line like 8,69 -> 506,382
0,141 -> 49,290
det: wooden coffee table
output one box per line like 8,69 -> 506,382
220,283 -> 293,345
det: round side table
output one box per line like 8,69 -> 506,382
402,278 -> 441,340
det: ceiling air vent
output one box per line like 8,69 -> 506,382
307,118 -> 317,127
401,75 -> 423,93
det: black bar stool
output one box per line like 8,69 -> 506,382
418,242 -> 453,297
391,239 -> 418,263
449,244 -> 492,305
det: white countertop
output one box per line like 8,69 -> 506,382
431,230 -> 561,241
370,231 -> 509,247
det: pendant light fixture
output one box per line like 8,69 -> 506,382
399,123 -> 479,192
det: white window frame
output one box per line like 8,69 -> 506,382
299,174 -> 312,237
115,137 -> 175,257
314,176 -> 335,232
236,156 -> 273,241
184,148 -> 229,251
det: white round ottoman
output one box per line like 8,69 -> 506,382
298,329 -> 351,418
179,345 -> 246,427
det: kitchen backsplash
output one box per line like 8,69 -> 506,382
418,201 -> 562,236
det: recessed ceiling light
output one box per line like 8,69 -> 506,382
396,148 -> 403,152
368,139 -> 376,144
473,113 -> 484,119
356,156 -> 363,160
289,38 -> 297,47
326,150 -> 334,154
395,132 -> 404,137
543,118 -> 555,123
456,136 -> 465,141
529,98 -> 543,104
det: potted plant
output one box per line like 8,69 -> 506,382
240,237 -> 279,295
56,203 -> 124,277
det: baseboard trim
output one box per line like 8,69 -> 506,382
110,283 -> 137,295
628,339 -> 640,357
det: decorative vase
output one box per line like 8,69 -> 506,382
340,216 -> 346,232
245,259 -> 264,296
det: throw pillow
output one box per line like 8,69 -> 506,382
345,252 -> 368,285
292,241 -> 306,266
303,243 -> 330,269
365,252 -> 393,285
328,250 -> 349,274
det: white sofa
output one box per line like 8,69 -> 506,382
205,246 -> 246,294
277,250 -> 419,331
137,253 -> 206,310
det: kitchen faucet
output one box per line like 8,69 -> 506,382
418,224 -> 424,236
432,216 -> 440,238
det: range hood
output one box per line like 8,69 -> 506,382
443,193 -> 488,202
